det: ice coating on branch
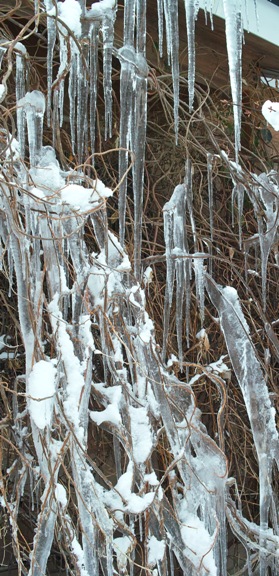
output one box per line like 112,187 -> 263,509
3,1 -> 279,574
222,0 -> 243,161
206,277 -> 279,574
249,172 -> 279,310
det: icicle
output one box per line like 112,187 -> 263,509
102,5 -> 116,140
184,158 -> 197,250
258,176 -> 278,311
15,43 -> 27,159
88,19 -> 100,161
163,0 -> 180,140
235,182 -> 244,249
106,540 -> 113,576
0,44 -> 6,69
207,153 -> 213,243
247,172 -> 279,311
207,153 -> 214,276
157,0 -> 164,57
163,184 -> 187,362
184,0 -> 197,111
136,0 -> 146,55
52,88 -> 59,149
162,197 -> 176,361
44,0 -> 57,125
185,258 -> 191,348
76,48 -> 89,163
222,0 -> 243,162
8,239 -> 14,298
19,91 -> 45,167
173,187 -> 187,365
123,0 -> 136,46
118,45 -> 136,246
131,53 -> 148,279
193,256 -> 205,326
68,51 -> 78,154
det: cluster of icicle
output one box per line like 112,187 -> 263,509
20,0 -> 249,279
0,0 -> 278,575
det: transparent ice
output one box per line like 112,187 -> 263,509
2,1 -> 279,575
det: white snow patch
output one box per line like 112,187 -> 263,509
90,403 -> 121,426
29,162 -> 65,193
112,462 -> 155,513
139,317 -> 154,344
55,483 -> 67,508
181,513 -> 217,575
143,266 -> 153,286
113,536 -> 132,573
70,537 -> 90,576
148,536 -> 165,567
262,100 -> 279,131
60,182 -> 111,211
89,0 -> 115,17
0,84 -> 5,100
127,491 -> 155,514
129,406 -> 153,463
144,472 -> 159,486
58,0 -> 82,37
28,360 -> 56,429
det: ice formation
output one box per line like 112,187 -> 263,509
1,1 -> 279,575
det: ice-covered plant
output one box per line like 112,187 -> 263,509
0,2 -> 278,576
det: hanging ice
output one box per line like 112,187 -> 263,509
15,43 -> 27,158
249,172 -> 279,310
131,53 -> 148,279
222,0 -> 243,161
123,0 -> 136,45
118,45 -> 136,247
163,0 -> 180,139
157,0 -> 164,56
206,277 -> 279,576
184,0 -> 198,111
44,0 -> 57,124
163,184 -> 188,363
18,91 -> 45,166
102,4 -> 117,139
88,19 -> 101,160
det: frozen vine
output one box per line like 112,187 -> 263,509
0,1 -> 279,576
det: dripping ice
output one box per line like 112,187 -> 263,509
2,1 -> 279,576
